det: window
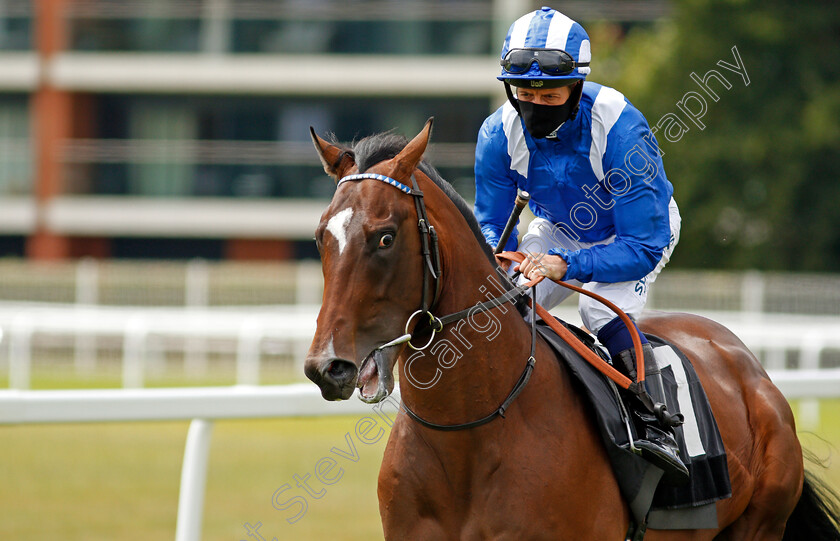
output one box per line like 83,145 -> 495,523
0,96 -> 32,195
69,94 -> 487,200
65,0 -> 493,55
0,1 -> 32,51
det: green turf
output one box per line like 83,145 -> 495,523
1,398 -> 838,540
0,363 -> 305,390
0,416 -> 389,541
792,400 -> 840,490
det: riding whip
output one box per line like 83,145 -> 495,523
493,190 -> 531,254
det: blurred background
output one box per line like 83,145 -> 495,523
0,0 -> 838,540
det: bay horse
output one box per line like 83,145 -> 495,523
305,119 -> 840,540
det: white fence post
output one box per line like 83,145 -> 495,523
295,260 -> 323,306
10,314 -> 33,389
797,331 -> 824,429
75,258 -> 99,375
200,0 -> 232,54
740,270 -> 765,314
763,348 -> 787,371
185,258 -> 209,309
0,325 -> 4,368
236,319 -> 263,386
293,339 -> 310,381
175,418 -> 214,541
123,317 -> 148,388
185,259 -> 209,378
75,257 -> 99,305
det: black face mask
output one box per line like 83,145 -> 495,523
518,100 -> 576,139
504,81 -> 583,139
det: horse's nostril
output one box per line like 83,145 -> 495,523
327,359 -> 357,381
309,358 -> 358,400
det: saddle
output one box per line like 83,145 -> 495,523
536,318 -> 732,530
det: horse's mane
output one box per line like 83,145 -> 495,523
336,131 -> 498,268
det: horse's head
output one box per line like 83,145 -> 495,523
305,120 -> 438,402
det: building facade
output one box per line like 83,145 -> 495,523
0,0 -> 663,260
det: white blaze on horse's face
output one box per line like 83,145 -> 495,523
326,207 -> 354,255
324,335 -> 337,361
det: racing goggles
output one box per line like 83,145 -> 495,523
501,48 -> 589,76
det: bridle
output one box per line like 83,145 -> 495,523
338,171 -> 443,348
336,170 -> 538,431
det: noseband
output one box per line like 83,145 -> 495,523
336,171 -> 538,431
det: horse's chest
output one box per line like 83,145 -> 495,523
379,418 -> 626,540
380,447 -> 585,539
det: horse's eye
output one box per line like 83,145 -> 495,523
379,233 -> 395,249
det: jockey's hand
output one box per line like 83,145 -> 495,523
516,253 -> 568,282
494,254 -> 512,272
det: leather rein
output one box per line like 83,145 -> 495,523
335,171 -> 647,432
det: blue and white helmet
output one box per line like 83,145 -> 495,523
499,7 -> 591,87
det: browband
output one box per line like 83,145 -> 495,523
337,173 -> 414,195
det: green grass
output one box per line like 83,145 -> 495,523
0,416 -> 389,541
1,393 -> 838,540
792,400 -> 840,490
0,361 -> 305,390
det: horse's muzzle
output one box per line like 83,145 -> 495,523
305,357 -> 358,401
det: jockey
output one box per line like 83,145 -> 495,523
475,7 -> 688,484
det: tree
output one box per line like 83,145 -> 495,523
597,0 -> 840,271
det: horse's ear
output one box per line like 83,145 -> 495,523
393,117 -> 434,178
310,127 -> 355,183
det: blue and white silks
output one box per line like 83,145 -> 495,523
475,81 -> 677,284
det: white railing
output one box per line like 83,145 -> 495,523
1,298 -> 838,431
1,376 -> 838,541
0,302 -> 319,389
681,310 -> 840,369
5,301 -> 838,430
3,303 -> 840,387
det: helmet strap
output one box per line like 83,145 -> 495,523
504,82 -> 521,115
566,80 -> 584,122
